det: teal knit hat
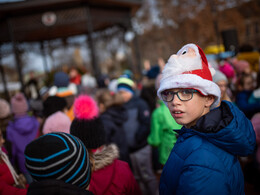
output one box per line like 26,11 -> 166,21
117,74 -> 134,94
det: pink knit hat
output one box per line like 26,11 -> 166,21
42,111 -> 71,135
11,92 -> 28,116
219,61 -> 235,79
157,43 -> 221,108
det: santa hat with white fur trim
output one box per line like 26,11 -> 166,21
157,43 -> 221,109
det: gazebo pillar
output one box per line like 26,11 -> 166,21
126,14 -> 142,78
40,41 -> 49,74
8,19 -> 25,94
0,45 -> 10,100
86,7 -> 100,79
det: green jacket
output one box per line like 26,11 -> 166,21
147,100 -> 182,165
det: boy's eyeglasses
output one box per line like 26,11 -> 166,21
161,89 -> 198,102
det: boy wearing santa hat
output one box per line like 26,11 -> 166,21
157,43 -> 256,194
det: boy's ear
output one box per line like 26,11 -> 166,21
205,95 -> 215,108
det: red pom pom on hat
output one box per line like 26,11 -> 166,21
73,95 -> 99,120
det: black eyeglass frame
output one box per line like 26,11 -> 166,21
161,89 -> 198,102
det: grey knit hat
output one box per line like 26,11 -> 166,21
213,70 -> 228,84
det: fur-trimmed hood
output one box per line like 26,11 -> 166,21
93,144 -> 119,171
89,144 -> 142,195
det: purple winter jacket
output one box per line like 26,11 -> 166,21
6,115 -> 39,174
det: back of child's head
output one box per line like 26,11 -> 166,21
117,74 -> 135,94
42,111 -> 71,135
43,96 -> 67,118
232,59 -> 251,74
157,43 -> 221,109
24,132 -> 91,189
219,61 -> 235,79
11,92 -> 28,116
54,71 -> 70,88
96,89 -> 124,111
213,70 -> 228,84
236,73 -> 255,91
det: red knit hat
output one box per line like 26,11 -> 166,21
11,92 -> 28,116
157,43 -> 221,108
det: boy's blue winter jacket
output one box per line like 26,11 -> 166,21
159,101 -> 256,195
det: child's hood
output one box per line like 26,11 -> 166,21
8,115 -> 39,135
181,101 -> 256,156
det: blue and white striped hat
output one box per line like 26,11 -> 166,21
24,132 -> 91,189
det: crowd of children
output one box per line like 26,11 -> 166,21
0,43 -> 259,194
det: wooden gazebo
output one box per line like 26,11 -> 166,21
0,0 -> 142,99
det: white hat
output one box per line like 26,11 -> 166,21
157,43 -> 221,109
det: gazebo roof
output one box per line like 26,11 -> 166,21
0,0 -> 142,43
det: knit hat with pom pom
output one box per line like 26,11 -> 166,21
70,95 -> 106,149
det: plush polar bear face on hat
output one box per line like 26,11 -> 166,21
157,43 -> 221,109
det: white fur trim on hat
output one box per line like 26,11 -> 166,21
157,43 -> 221,109
157,74 -> 220,108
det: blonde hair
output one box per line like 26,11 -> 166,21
96,89 -> 124,111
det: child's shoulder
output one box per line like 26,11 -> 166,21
173,133 -> 204,160
175,134 -> 229,166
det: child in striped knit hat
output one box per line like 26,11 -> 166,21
24,132 -> 93,195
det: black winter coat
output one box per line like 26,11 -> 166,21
122,96 -> 151,153
101,106 -> 130,163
